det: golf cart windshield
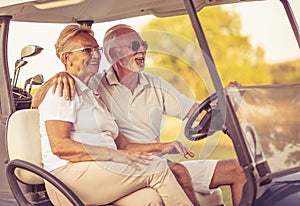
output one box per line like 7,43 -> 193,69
226,84 -> 300,179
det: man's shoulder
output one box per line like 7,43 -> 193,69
142,72 -> 167,85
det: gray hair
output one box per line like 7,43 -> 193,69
103,24 -> 133,64
55,24 -> 94,64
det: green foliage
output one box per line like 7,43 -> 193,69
141,6 -> 272,101
270,59 -> 300,84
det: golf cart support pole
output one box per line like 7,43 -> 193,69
280,0 -> 300,49
183,0 -> 226,121
182,1 -> 255,205
0,15 -> 17,203
0,15 -> 14,114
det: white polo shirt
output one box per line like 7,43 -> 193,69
39,75 -> 119,172
88,67 -> 195,143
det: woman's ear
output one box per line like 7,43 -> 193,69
61,52 -> 71,65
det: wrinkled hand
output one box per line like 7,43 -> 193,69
51,72 -> 75,100
110,150 -> 153,170
228,81 -> 242,87
157,141 -> 194,159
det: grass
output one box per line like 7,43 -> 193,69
160,117 -> 237,206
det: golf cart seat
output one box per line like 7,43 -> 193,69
6,109 -> 224,205
6,109 -> 84,205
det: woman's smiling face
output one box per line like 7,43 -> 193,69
66,32 -> 101,77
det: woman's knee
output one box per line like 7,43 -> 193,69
113,188 -> 163,206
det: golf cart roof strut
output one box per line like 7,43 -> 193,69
183,0 -> 226,121
280,0 -> 300,49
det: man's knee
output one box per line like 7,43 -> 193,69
229,159 -> 246,183
215,159 -> 246,184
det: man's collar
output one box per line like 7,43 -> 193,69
105,67 -> 148,87
105,67 -> 120,85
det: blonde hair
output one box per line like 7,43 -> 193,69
55,24 -> 94,63
103,24 -> 134,63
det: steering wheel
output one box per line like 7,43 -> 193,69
184,93 -> 225,141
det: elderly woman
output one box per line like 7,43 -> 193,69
38,24 -> 192,206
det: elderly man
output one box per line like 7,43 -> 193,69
33,24 -> 246,206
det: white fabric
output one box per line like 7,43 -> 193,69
39,76 -> 119,172
89,68 -> 195,143
180,160 -> 218,194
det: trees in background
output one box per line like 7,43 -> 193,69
270,59 -> 300,84
141,6 -> 274,101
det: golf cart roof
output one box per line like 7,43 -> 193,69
0,0 -> 261,23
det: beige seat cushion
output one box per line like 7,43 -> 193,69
7,109 -> 43,184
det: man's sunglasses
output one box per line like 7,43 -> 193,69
131,41 -> 148,51
68,47 -> 103,55
118,41 -> 148,51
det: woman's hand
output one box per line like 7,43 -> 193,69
157,141 -> 194,159
110,150 -> 154,170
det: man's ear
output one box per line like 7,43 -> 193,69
109,48 -> 115,62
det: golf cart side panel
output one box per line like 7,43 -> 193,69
0,15 -> 16,202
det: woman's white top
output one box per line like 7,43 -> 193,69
39,76 -> 119,172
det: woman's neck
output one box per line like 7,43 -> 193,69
78,73 -> 93,84
67,70 -> 93,85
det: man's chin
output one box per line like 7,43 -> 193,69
130,64 -> 145,72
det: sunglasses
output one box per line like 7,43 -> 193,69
68,47 -> 103,55
118,41 -> 148,51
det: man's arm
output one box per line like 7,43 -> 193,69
115,131 -> 194,159
184,81 -> 242,120
31,72 -> 75,108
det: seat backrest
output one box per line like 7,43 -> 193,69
6,109 -> 44,184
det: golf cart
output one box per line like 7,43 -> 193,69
0,0 -> 299,206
